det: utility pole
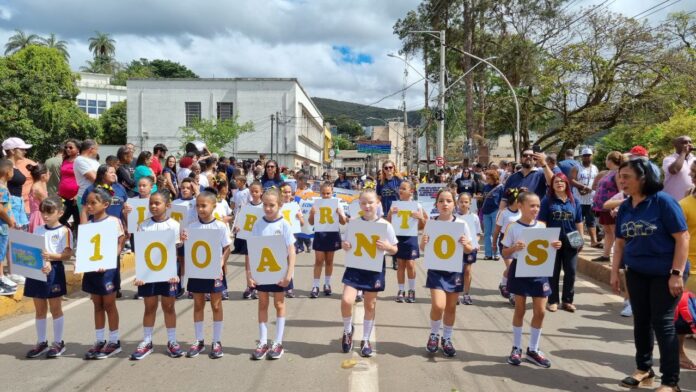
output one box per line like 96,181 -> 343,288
270,114 -> 275,161
437,29 -> 446,160
276,111 -> 281,164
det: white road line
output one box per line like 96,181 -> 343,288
0,275 -> 136,341
349,299 -> 379,392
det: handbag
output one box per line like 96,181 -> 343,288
566,230 -> 584,249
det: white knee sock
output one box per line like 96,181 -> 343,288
529,327 -> 542,352
275,317 -> 285,344
343,317 -> 352,333
259,322 -> 268,343
324,276 -> 331,286
443,325 -> 453,340
513,326 -> 523,348
312,279 -> 320,288
194,321 -> 204,341
408,279 -> 416,290
398,284 -> 405,291
430,319 -> 441,335
95,328 -> 105,342
35,318 -> 47,343
363,319 -> 374,341
212,321 -> 223,342
108,329 -> 119,343
53,316 -> 64,343
167,328 -> 176,343
143,327 -> 153,343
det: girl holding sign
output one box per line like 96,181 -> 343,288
82,187 -> 126,360
183,191 -> 232,359
246,187 -> 296,360
124,176 -> 154,299
456,193 -> 482,306
493,188 -> 523,304
130,190 -> 184,360
280,182 -> 302,298
25,197 -> 72,358
501,191 -> 561,368
308,183 -> 346,298
387,180 -> 426,304
236,181 -> 263,300
341,189 -> 398,357
420,189 -> 473,358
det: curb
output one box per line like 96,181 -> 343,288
0,253 -> 135,320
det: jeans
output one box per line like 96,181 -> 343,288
60,198 -> 80,232
549,239 -> 578,304
483,211 -> 498,258
626,268 -> 680,386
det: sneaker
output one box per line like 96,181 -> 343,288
46,341 -> 66,358
507,346 -> 523,366
116,290 -> 122,299
133,293 -> 142,300
251,341 -> 269,360
26,341 -> 49,358
176,289 -> 185,299
456,296 -> 462,305
267,341 -> 284,359
8,274 -> 25,284
0,275 -> 17,288
250,289 -> 258,300
441,337 -> 456,357
355,291 -> 363,303
84,340 -> 106,360
341,325 -> 354,353
621,302 -> 633,317
592,255 -> 610,262
509,293 -> 516,306
391,258 -> 397,270
221,290 -> 229,301
426,333 -> 439,354
360,340 -> 374,357
167,341 -> 184,358
94,341 -> 122,359
406,290 -> 416,303
130,341 -> 153,360
461,294 -> 473,305
323,284 -> 332,296
243,286 -> 253,299
285,289 -> 295,299
0,282 -> 16,296
186,340 -> 205,358
395,290 -> 405,303
310,286 -> 319,299
526,348 -> 551,368
209,341 -> 223,359
498,283 -> 510,299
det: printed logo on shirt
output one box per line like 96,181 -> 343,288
621,220 -> 657,238
274,230 -> 281,235
551,210 -> 574,221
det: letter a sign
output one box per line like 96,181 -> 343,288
515,228 -> 560,278
344,220 -> 388,272
247,235 -> 288,285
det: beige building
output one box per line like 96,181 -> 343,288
334,150 -> 368,177
370,121 -> 408,174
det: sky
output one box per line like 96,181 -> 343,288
0,0 -> 692,112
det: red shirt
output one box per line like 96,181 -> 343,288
150,156 -> 162,176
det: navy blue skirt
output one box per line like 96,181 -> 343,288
395,236 -> 420,260
82,268 -> 119,295
187,276 -> 227,293
507,259 -> 551,297
138,282 -> 178,297
256,283 -> 284,292
342,262 -> 386,292
24,262 -> 66,299
464,250 -> 478,264
426,269 -> 463,293
313,231 -> 341,251
234,238 -> 248,255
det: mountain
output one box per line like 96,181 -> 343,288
312,97 -> 422,127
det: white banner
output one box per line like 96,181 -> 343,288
126,197 -> 151,233
390,201 -> 419,236
135,230 -> 178,283
420,201 -> 438,218
248,235 -> 289,285
168,204 -> 190,227
184,229 -> 223,280
344,220 -> 388,272
75,220 -> 119,273
423,220 -> 467,273
8,229 -> 46,281
313,198 -> 340,232
233,204 -> 264,240
515,228 -> 561,278
417,183 -> 447,203
280,203 -> 302,234
299,198 -> 315,235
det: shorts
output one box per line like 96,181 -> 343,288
255,283 -> 285,292
598,211 -> 616,226
581,205 -> 596,228
233,238 -> 248,255
395,236 -> 419,260
82,268 -> 119,295
9,195 -> 28,227
507,259 -> 551,297
313,231 -> 341,252
137,282 -> 178,297
24,262 -> 67,298
426,269 -> 463,293
187,277 -> 227,293
464,250 -> 478,264
342,263 -> 386,292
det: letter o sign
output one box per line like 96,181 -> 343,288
433,235 -> 455,259
191,240 -> 212,269
145,242 -> 167,271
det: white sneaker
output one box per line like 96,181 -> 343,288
0,275 -> 17,288
620,302 -> 632,317
8,274 -> 25,284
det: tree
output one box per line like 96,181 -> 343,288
111,58 -> 197,86
80,57 -> 119,74
179,116 -> 254,154
4,29 -> 40,55
149,59 -> 198,78
327,116 -> 363,138
100,101 -> 127,145
332,134 -> 355,150
41,33 -> 69,60
88,31 -> 116,59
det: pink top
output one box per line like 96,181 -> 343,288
57,159 -> 78,199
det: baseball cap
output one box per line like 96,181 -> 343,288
2,137 -> 32,151
629,145 -> 648,157
581,148 -> 593,156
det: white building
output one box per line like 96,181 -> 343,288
75,72 -> 127,118
126,78 -> 329,175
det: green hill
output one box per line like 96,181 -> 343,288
312,97 -> 422,127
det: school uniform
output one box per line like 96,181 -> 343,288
394,203 -> 422,260
186,218 -> 232,293
24,225 -> 72,299
136,217 -> 181,297
173,198 -> 195,257
342,217 -> 398,292
312,200 -> 342,251
425,216 -> 471,293
82,216 -> 125,295
234,200 -> 263,255
496,207 -> 521,251
501,220 -> 552,297
214,199 -> 232,222
251,216 -> 295,292
458,211 -> 482,264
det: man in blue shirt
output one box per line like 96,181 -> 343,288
333,170 -> 352,189
500,149 -> 554,209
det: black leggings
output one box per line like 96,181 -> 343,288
60,199 -> 80,232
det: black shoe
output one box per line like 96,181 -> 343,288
620,369 -> 655,388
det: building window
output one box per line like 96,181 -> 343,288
77,99 -> 87,112
216,102 -> 233,121
185,102 -> 201,126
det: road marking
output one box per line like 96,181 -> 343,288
348,298 -> 379,392
0,275 -> 136,341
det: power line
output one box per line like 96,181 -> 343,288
638,0 -> 684,20
632,0 -> 675,19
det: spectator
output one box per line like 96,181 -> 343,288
73,139 -> 100,215
177,154 -> 194,185
557,149 -> 580,181
481,169 -> 504,260
663,136 -> 694,201
611,158 -> 688,391
577,148 -> 600,247
45,145 -> 63,197
116,146 -> 135,196
544,153 -> 562,175
81,164 -> 128,224
679,160 -> 696,289
151,143 -> 167,176
261,159 -> 284,190
455,168 -> 479,195
162,155 -> 178,198
2,138 -> 32,232
501,149 -> 552,208
133,150 -> 158,193
591,151 -> 625,262
333,170 -> 351,189
377,159 -> 402,213
57,139 -> 81,230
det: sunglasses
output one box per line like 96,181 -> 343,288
266,165 -> 276,168
522,154 -> 533,158
383,166 -> 394,170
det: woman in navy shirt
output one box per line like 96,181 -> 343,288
538,173 -> 583,313
481,169 -> 503,260
611,159 -> 688,391
376,160 -> 402,213
260,160 -> 283,190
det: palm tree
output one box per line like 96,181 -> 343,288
88,31 -> 115,59
4,29 -> 40,55
80,57 -> 118,74
41,33 -> 70,60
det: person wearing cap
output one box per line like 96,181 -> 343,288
151,144 -> 167,177
628,145 -> 662,184
333,170 -> 351,190
663,136 -> 694,201
578,148 -> 600,247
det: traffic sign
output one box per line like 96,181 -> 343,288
435,156 -> 445,167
